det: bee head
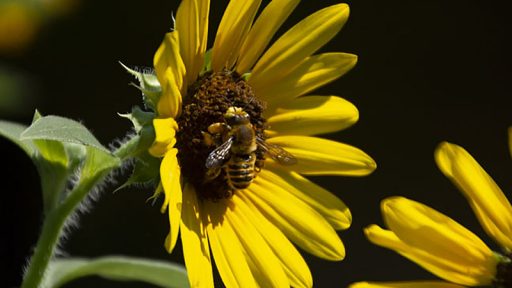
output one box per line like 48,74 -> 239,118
224,106 -> 250,125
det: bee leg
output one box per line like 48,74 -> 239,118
207,122 -> 229,134
202,131 -> 216,147
224,187 -> 234,198
255,158 -> 265,173
204,167 -> 221,182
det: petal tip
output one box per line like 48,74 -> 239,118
434,141 -> 460,176
336,3 -> 350,13
164,233 -> 176,253
331,241 -> 346,261
348,282 -> 369,288
365,157 -> 377,173
435,141 -> 455,154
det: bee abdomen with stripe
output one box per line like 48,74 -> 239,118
226,153 -> 257,190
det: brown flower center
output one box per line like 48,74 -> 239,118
175,70 -> 266,200
494,254 -> 512,288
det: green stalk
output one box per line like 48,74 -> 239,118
21,142 -> 129,288
21,167 -> 110,288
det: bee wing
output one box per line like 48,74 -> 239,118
205,136 -> 233,169
257,137 -> 297,165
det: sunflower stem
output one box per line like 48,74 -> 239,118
21,160 -> 115,288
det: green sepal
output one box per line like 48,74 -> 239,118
117,106 -> 156,159
115,150 -> 160,192
120,62 -> 162,110
44,256 -> 189,288
241,72 -> 251,81
200,48 -> 213,75
79,146 -> 121,187
118,105 -> 155,133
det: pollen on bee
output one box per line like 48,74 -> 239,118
175,70 -> 267,200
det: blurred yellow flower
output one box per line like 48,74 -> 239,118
351,140 -> 512,288
0,2 -> 39,54
0,0 -> 79,54
146,0 -> 376,287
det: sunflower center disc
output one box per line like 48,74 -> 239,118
494,254 -> 512,288
175,71 -> 266,200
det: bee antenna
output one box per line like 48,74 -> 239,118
223,95 -> 235,110
242,96 -> 255,110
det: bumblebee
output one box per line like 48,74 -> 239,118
204,106 -> 296,192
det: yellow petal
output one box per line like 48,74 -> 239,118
470,197 -> 512,252
365,224 -> 416,256
251,53 -> 357,110
349,281 -> 466,288
204,200 -> 258,288
157,69 -> 183,118
212,0 -> 261,71
364,225 -> 495,286
232,194 -> 312,288
227,195 -> 289,287
260,167 -> 351,230
435,141 -> 512,250
382,197 -> 493,265
380,197 -> 497,286
265,95 -> 359,136
176,0 -> 210,85
250,4 -> 350,84
149,118 -> 178,157
240,181 -> 345,261
267,136 -> 376,176
154,31 -> 185,90
160,149 -> 182,253
153,31 -> 185,117
180,184 -> 214,287
236,0 -> 300,74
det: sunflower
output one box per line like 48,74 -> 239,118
350,141 -> 512,288
145,1 -> 376,287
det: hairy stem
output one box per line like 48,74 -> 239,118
21,165 -> 112,288
21,137 -> 134,288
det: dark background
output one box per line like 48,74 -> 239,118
2,0 -> 512,287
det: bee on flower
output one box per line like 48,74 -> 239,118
124,1 -> 376,287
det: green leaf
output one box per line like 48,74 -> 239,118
0,120 -> 35,156
20,115 -> 109,153
33,139 -> 68,167
32,109 -> 42,123
32,139 -> 70,211
45,256 -> 189,288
